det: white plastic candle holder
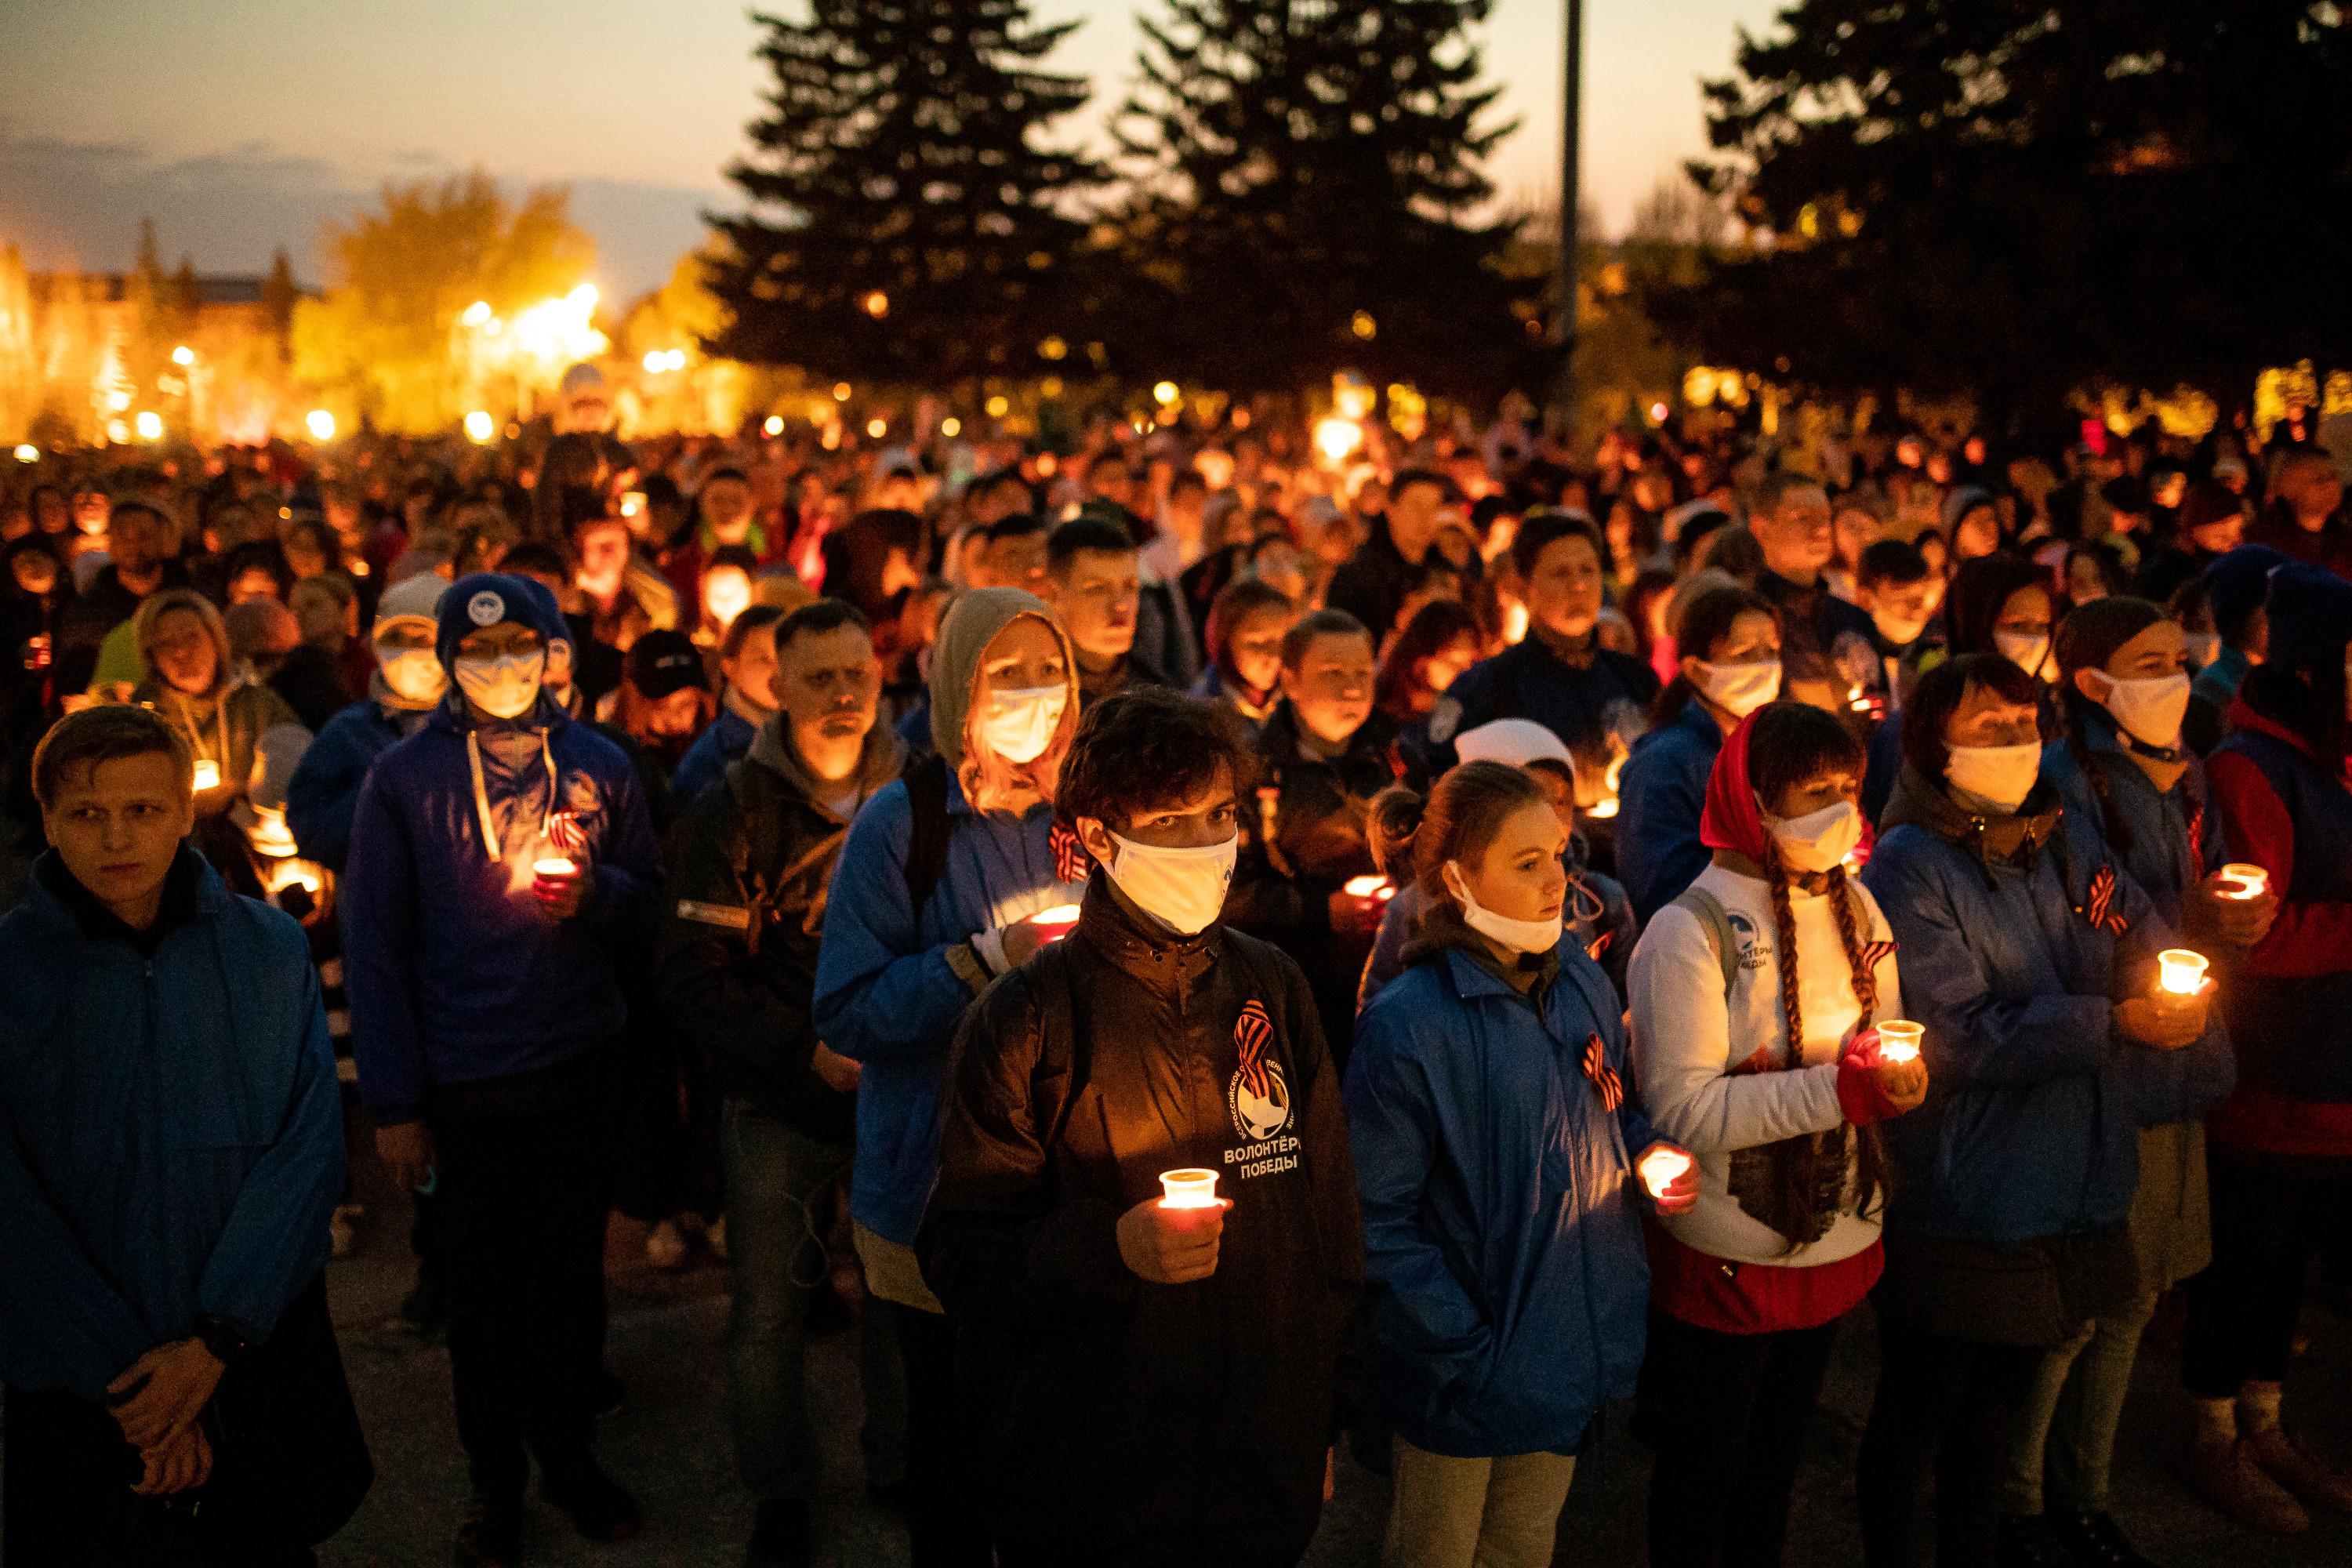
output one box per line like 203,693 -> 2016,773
2158,949 -> 2209,996
1158,1168 -> 1219,1210
1877,1020 -> 1924,1064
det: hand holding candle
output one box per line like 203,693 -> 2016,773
1030,903 -> 1081,943
1637,1144 -> 1699,1213
1120,1174 -> 1229,1283
532,855 -> 590,921
2158,948 -> 2210,996
2114,950 -> 2210,1050
2201,865 -> 2278,948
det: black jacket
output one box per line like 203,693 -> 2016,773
1325,517 -> 1417,641
920,877 -> 1362,1567
655,714 -> 905,1141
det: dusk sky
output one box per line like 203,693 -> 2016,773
2,0 -> 1778,300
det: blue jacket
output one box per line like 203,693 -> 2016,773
1347,931 -> 1660,1457
1861,776 -> 2235,1244
0,852 -> 342,1400
671,704 -> 758,810
340,693 -> 664,1122
812,771 -> 1072,1243
284,696 -> 431,872
2042,720 -> 2219,930
1617,699 -> 1722,924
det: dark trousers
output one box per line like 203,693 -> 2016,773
428,1058 -> 615,1501
887,1302 -> 993,1568
2182,1151 -> 2352,1399
1857,1308 -> 2047,1568
1642,1307 -> 1842,1568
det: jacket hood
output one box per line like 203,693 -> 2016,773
133,586 -> 234,702
746,705 -> 907,818
1879,762 -> 2063,863
372,572 -> 448,634
435,572 -> 572,673
927,586 -> 1073,770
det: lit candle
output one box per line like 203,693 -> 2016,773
1159,1168 -> 1219,1210
2157,949 -> 2209,996
1876,1020 -> 1923,1064
1638,1145 -> 1692,1202
1342,874 -> 1393,902
1030,903 -> 1081,942
2219,863 -> 2269,901
191,759 -> 221,792
533,856 -> 578,880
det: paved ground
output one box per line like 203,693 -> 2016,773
306,1130 -> 2352,1568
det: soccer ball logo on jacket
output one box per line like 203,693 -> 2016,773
1228,999 -> 1292,1141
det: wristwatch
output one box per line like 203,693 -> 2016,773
193,1316 -> 250,1365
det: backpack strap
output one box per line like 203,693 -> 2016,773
1669,884 -> 1741,997
901,751 -> 953,916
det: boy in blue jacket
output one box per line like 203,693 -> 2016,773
341,572 -> 662,1566
2,706 -> 365,1563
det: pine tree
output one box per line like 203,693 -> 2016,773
1116,0 -> 1534,398
707,0 -> 1102,386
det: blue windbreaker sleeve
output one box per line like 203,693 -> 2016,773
1618,740 -> 1710,925
340,764 -> 429,1123
1864,845 -> 2114,1087
0,1123 -> 155,1399
813,785 -> 984,1065
1345,1015 -> 1490,1384
281,707 -> 376,871
196,956 -> 342,1341
583,759 -> 663,934
2110,871 -> 2238,1126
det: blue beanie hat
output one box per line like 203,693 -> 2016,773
2202,544 -> 2289,643
2262,561 -> 2352,681
435,572 -> 571,671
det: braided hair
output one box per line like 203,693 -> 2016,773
1742,704 -> 1890,1249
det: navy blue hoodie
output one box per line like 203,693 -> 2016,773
340,574 -> 662,1124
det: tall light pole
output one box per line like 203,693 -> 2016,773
1549,0 -> 1584,430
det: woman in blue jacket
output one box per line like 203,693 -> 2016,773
1857,652 -> 2236,1568
811,585 -> 1083,1567
2001,599 -> 2280,1556
1618,583 -> 1782,924
1349,761 -> 1696,1568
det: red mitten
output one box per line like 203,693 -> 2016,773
1836,1039 -> 1904,1127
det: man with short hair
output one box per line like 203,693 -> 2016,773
1043,517 -> 1163,705
1749,472 -> 1879,672
658,599 -> 908,1568
56,500 -> 183,694
2,706 -> 367,1565
341,573 -> 662,1565
969,514 -> 1051,594
920,687 -> 1362,1568
673,604 -> 791,807
1326,469 -> 1468,640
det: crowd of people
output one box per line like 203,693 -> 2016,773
2,364 -> 2350,1568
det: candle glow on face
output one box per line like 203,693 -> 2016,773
2219,863 -> 2269,901
1876,1020 -> 1923,1064
1159,1168 -> 1219,1209
2157,949 -> 2209,996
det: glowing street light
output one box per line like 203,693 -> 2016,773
1312,416 -> 1363,466
13,444 -> 37,463
133,411 -> 164,441
866,417 -> 887,439
1152,380 -> 1180,406
941,416 -> 962,437
306,409 -> 338,441
763,415 -> 785,437
464,410 -> 496,443
1351,310 -> 1377,340
862,290 -> 889,318
985,394 -> 1010,418
833,382 -> 853,402
170,345 -> 194,367
462,300 -> 493,327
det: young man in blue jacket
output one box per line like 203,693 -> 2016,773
341,572 -> 663,1566
2,706 -> 365,1564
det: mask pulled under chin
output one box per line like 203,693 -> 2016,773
453,651 -> 545,720
1945,741 -> 2042,813
1105,830 -> 1239,936
1764,798 -> 1863,873
975,684 -> 1067,765
1444,861 -> 1563,956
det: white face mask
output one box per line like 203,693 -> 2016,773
1946,741 -> 2042,812
1692,658 -> 1783,717
1994,630 -> 2054,682
1104,830 -> 1238,936
1765,798 -> 1863,873
2087,670 -> 2191,750
376,645 -> 447,706
2183,632 -> 2221,666
453,650 -> 545,720
975,684 -> 1067,765
1443,859 -> 1563,956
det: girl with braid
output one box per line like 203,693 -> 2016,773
1628,702 -> 1927,1568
